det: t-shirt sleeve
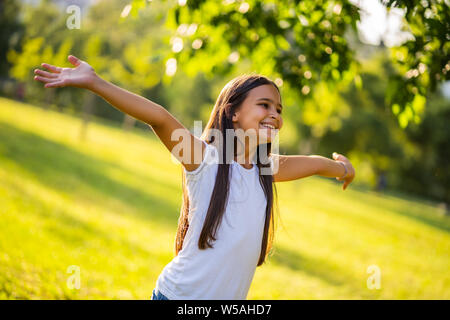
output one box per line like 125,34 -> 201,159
184,141 -> 218,180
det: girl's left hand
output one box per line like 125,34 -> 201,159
332,152 -> 355,191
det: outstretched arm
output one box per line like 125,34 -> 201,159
34,55 -> 205,172
272,152 -> 355,190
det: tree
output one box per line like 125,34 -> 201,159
6,0 -> 169,137
0,0 -> 24,79
384,0 -> 449,128
132,0 -> 449,129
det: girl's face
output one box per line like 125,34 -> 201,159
232,84 -> 283,144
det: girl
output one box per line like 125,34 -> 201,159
34,55 -> 355,300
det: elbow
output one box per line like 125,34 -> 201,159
147,104 -> 167,128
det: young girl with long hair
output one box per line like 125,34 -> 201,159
34,55 -> 355,300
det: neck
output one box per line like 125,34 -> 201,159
234,138 -> 258,167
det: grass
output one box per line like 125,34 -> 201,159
0,96 -> 449,299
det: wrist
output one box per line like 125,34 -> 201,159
337,161 -> 348,179
88,73 -> 104,93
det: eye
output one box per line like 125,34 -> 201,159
259,103 -> 282,114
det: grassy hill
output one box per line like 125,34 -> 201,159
0,97 -> 449,299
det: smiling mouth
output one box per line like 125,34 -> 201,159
259,123 -> 277,130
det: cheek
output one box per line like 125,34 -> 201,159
255,109 -> 268,123
247,113 -> 264,128
239,108 -> 268,130
237,118 -> 258,131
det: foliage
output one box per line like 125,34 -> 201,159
6,0 -> 170,119
132,0 -> 449,128
6,0 -> 83,108
0,0 -> 24,77
319,50 -> 450,202
164,0 -> 360,89
385,0 -> 450,128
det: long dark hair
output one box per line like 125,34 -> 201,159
175,74 -> 280,266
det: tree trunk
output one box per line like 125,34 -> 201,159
299,138 -> 313,154
79,91 -> 96,141
41,84 -> 55,111
122,114 -> 137,131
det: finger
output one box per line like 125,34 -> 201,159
34,75 -> 60,83
333,153 -> 347,162
68,55 -> 81,67
343,181 -> 349,190
34,69 -> 58,78
41,63 -> 62,73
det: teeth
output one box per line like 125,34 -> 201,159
260,123 -> 276,129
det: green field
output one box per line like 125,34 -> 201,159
0,97 -> 449,299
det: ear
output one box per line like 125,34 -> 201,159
232,110 -> 239,123
226,103 -> 238,122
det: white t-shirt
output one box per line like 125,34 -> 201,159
155,141 -> 270,300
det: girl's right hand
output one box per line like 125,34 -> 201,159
34,55 -> 97,90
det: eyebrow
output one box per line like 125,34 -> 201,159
257,98 -> 283,110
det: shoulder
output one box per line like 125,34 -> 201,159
184,141 -> 219,177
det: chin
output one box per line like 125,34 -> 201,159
257,132 -> 277,144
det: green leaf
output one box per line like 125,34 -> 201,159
411,94 -> 426,116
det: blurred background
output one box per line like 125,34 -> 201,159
0,0 -> 449,299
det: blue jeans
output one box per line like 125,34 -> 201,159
151,288 -> 169,300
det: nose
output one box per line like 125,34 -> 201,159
269,112 -> 279,123
271,112 -> 282,129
